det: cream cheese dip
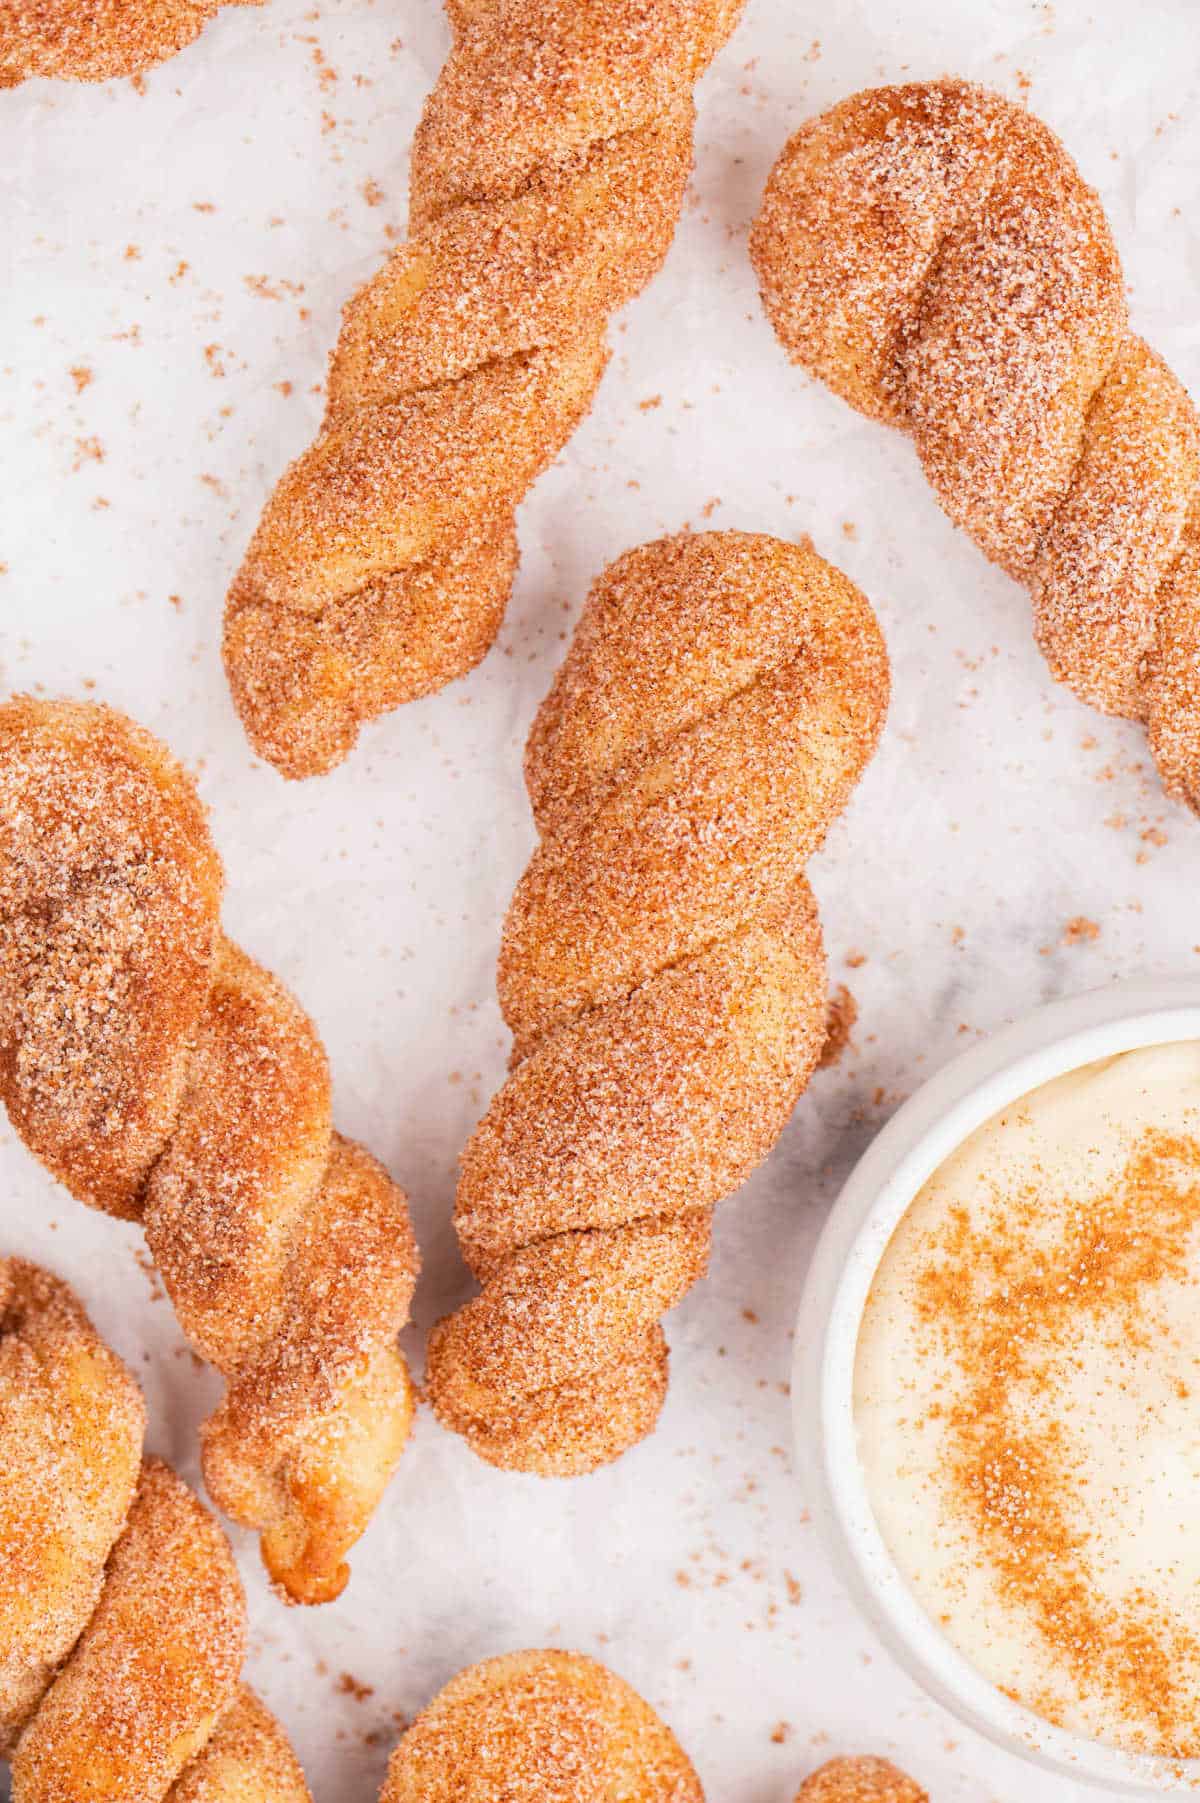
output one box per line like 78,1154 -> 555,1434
854,1042 -> 1200,1758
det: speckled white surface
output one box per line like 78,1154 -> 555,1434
3,2 -> 1199,1798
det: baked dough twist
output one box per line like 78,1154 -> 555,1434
751,80 -> 1200,809
379,1649 -> 702,1802
796,1758 -> 927,1802
0,1256 -> 310,1802
223,0 -> 747,779
426,531 -> 888,1472
0,0 -> 260,85
0,698 -> 419,1604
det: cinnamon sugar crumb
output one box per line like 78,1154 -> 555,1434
72,436 -> 105,469
819,984 -> 857,1069
337,1672 -> 374,1702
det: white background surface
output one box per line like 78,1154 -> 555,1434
3,1 -> 1200,1798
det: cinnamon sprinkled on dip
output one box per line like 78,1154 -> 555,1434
855,1044 -> 1200,1757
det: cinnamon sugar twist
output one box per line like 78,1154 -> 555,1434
223,0 -> 746,780
0,698 -> 419,1604
0,0 -> 260,85
751,80 -> 1200,809
796,1758 -> 927,1803
425,531 -> 888,1473
0,1256 -> 310,1802
379,1649 -> 702,1802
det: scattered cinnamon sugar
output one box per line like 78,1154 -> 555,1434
307,42 -> 337,91
133,1247 -> 165,1303
819,984 -> 857,1069
68,365 -> 93,394
71,436 -> 104,470
1062,915 -> 1100,944
914,1131 -> 1200,1753
337,1672 -> 374,1702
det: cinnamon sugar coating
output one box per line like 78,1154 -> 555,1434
379,1649 -> 703,1803
751,79 -> 1200,809
165,1687 -> 310,1802
426,532 -> 888,1473
223,0 -> 747,779
0,1257 -> 309,1803
0,0 -> 260,86
796,1757 -> 926,1803
0,1259 -> 144,1756
0,698 -> 419,1603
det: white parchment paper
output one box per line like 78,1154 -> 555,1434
3,2 -> 1200,1797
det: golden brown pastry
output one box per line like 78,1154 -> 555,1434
0,1256 -> 309,1802
0,0 -> 260,85
223,0 -> 748,779
0,698 -> 419,1604
751,79 -> 1200,810
379,1649 -> 702,1802
796,1757 -> 927,1803
425,531 -> 888,1472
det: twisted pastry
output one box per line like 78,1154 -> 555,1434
223,0 -> 747,780
750,79 -> 1200,810
379,1649 -> 702,1801
426,531 -> 889,1472
0,1256 -> 309,1802
796,1759 -> 926,1803
0,697 -> 419,1603
0,0 -> 260,85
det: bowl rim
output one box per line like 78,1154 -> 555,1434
793,976 -> 1200,1795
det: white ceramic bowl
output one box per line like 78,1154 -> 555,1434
794,977 -> 1200,1795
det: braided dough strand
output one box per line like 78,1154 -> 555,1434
379,1649 -> 702,1803
0,699 -> 419,1603
750,79 -> 1200,808
224,0 -> 746,779
0,0 -> 261,85
426,532 -> 889,1473
0,1258 -> 309,1803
